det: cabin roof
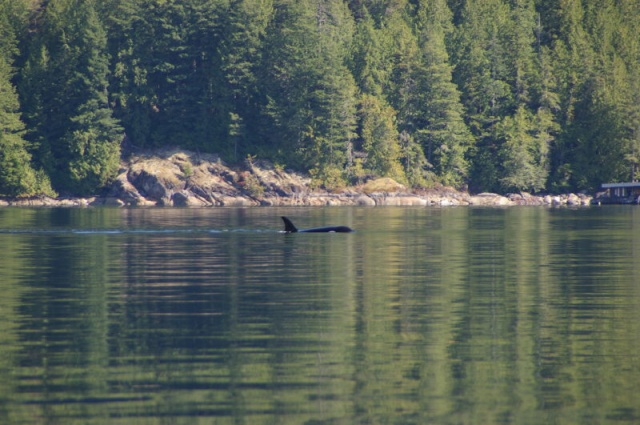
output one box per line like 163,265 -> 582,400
602,182 -> 640,189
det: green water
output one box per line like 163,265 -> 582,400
0,206 -> 639,424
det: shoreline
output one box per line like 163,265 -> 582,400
0,149 -> 597,208
0,190 -> 595,208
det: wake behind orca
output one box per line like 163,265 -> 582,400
281,216 -> 353,233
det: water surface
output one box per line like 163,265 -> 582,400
1,206 -> 639,424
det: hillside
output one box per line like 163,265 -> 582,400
0,0 -> 638,198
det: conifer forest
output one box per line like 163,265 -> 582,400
0,0 -> 639,197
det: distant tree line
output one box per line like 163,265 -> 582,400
0,0 -> 639,196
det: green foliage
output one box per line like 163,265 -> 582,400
399,130 -> 430,188
0,1 -> 54,197
408,3 -> 473,187
108,0 -> 231,154
241,172 -> 264,197
496,106 -> 549,192
262,0 -> 357,173
350,9 -> 394,98
0,131 -> 39,197
19,0 -> 121,195
221,0 -> 273,160
309,164 -> 347,192
0,0 -> 637,196
358,94 -> 406,183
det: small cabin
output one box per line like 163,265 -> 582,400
601,182 -> 640,204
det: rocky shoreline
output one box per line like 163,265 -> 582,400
0,149 -> 596,208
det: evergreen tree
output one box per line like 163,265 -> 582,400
109,0 -> 229,154
491,0 -> 554,193
617,3 -> 640,181
624,79 -> 640,181
496,105 -> 549,192
528,12 -> 561,191
350,8 -> 393,98
106,0 -> 155,148
381,5 -> 431,186
20,0 -> 122,195
133,0 -> 192,148
451,0 -> 514,122
0,55 -> 44,196
183,0 -> 230,154
543,0 -> 640,191
3,0 -> 638,196
544,0 -> 596,191
357,94 -> 406,182
0,0 -> 53,197
221,0 -> 273,160
262,0 -> 358,187
399,129 -> 429,187
349,5 -> 408,184
450,0 -> 513,191
508,0 -> 537,105
558,2 -> 639,189
406,0 -> 473,187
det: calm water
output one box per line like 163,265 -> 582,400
0,206 -> 639,424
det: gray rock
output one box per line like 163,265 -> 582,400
355,195 -> 376,206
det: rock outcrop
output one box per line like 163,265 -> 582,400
1,148 -> 595,207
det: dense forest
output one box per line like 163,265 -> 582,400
0,0 -> 639,197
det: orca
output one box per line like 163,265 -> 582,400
281,216 -> 353,233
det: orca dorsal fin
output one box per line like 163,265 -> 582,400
281,216 -> 298,233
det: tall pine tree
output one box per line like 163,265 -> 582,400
406,0 -> 473,187
450,0 -> 513,191
20,0 -> 121,195
0,0 -> 54,197
496,105 -> 549,192
493,0 -> 553,193
262,0 -> 358,187
357,93 -> 406,182
220,0 -> 273,160
381,4 -> 431,186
